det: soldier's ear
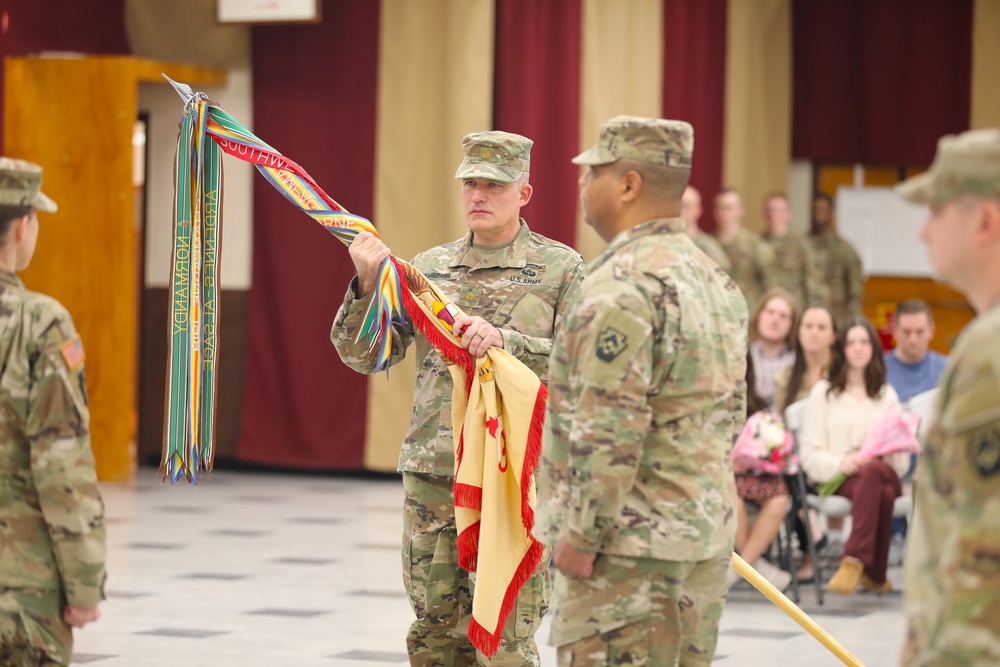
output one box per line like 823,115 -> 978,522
978,198 -> 1000,246
620,170 -> 642,202
11,213 -> 30,243
517,182 -> 533,207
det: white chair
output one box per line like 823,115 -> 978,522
906,387 -> 939,442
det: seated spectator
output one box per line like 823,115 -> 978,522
884,299 -> 947,564
732,352 -> 792,592
885,298 -> 948,402
749,288 -> 798,405
774,304 -> 838,581
800,316 -> 909,595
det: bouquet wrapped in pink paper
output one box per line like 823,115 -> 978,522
732,410 -> 799,474
817,405 -> 922,496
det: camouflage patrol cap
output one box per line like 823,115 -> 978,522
454,131 -> 532,183
0,157 -> 58,213
897,128 -> 1000,205
573,115 -> 693,169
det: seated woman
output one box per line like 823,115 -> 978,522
732,352 -> 792,592
774,305 -> 837,414
749,288 -> 798,405
773,304 -> 837,581
800,316 -> 909,595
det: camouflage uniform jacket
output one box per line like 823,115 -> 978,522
536,217 -> 747,562
901,297 -> 1000,666
810,230 -> 863,324
0,273 -> 106,607
719,227 -> 775,309
691,230 -> 731,273
763,231 -> 829,308
331,220 -> 585,476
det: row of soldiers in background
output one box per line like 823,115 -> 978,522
681,186 -> 863,325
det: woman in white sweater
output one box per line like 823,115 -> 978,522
800,316 -> 908,595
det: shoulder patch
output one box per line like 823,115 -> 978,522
967,429 -> 1000,478
595,327 -> 629,362
60,335 -> 85,372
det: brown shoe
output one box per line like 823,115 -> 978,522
860,575 -> 893,593
827,557 -> 864,595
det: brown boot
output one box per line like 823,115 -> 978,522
860,575 -> 893,593
827,557 -> 864,595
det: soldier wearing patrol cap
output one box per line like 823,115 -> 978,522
535,116 -> 747,665
897,129 -> 1000,666
0,158 -> 106,666
332,131 -> 585,665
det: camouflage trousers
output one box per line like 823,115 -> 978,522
402,472 -> 551,666
0,588 -> 71,666
550,554 -> 730,667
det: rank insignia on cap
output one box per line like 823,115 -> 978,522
60,335 -> 85,372
595,327 -> 628,362
968,429 -> 1000,478
479,147 -> 494,160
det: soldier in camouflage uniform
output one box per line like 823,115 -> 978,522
809,193 -> 864,325
535,116 -> 748,666
713,188 -> 775,309
331,131 -> 585,666
680,185 -> 731,272
897,129 -> 1000,666
761,192 -> 828,309
0,158 -> 106,666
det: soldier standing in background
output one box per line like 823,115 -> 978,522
332,131 -> 585,666
714,187 -> 775,308
680,185 -> 731,271
897,129 -> 1000,666
762,192 -> 828,309
537,116 -> 747,666
810,193 -> 863,324
0,158 -> 106,667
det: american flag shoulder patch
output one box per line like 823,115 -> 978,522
60,335 -> 85,372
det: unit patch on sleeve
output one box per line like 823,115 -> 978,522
595,327 -> 629,363
60,335 -> 85,372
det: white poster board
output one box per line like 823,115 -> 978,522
836,187 -> 934,277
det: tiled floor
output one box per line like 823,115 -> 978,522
68,470 -> 906,665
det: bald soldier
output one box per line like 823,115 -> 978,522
536,117 -> 747,666
680,185 -> 731,271
332,131 -> 585,665
0,158 -> 106,667
898,129 -> 1000,666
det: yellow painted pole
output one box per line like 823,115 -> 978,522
731,553 -> 865,667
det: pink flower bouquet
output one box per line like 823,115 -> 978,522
817,405 -> 922,496
732,410 -> 798,474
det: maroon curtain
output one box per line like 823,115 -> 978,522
494,0 -> 582,247
793,0 -> 972,165
0,0 -> 129,153
662,0 -> 727,232
236,0 -> 380,469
